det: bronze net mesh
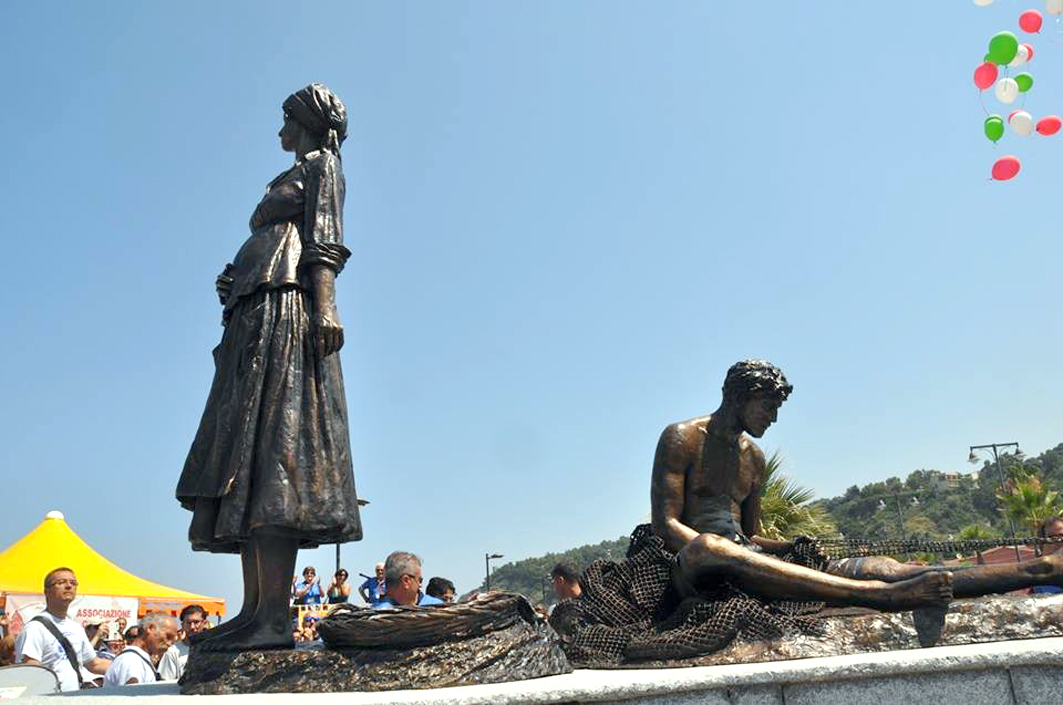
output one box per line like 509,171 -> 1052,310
549,525 -> 829,664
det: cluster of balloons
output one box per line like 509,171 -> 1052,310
972,4 -> 1063,180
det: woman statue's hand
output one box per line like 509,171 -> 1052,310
216,264 -> 234,306
313,304 -> 345,357
308,265 -> 344,357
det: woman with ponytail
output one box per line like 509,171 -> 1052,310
177,84 -> 362,651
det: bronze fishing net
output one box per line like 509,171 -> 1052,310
549,524 -> 830,664
550,527 -> 1062,665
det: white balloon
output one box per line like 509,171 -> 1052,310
1009,43 -> 1030,68
973,0 -> 993,6
996,77 -> 1019,105
1009,110 -> 1034,136
1048,0 -> 1063,18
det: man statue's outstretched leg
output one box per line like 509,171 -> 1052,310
831,552 -> 1063,597
677,533 -> 954,611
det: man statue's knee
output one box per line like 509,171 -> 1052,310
680,533 -> 733,569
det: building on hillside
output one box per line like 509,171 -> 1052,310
926,469 -> 979,491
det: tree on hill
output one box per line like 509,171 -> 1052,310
997,472 -> 1063,535
957,522 -> 1001,541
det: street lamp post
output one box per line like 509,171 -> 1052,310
969,442 -> 1022,562
485,552 -> 503,590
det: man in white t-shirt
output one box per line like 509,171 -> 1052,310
103,612 -> 179,687
14,567 -> 112,692
157,604 -> 207,680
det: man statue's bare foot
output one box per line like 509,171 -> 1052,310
885,571 -> 953,611
195,619 -> 293,653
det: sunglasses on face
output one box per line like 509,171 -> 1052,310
47,579 -> 78,588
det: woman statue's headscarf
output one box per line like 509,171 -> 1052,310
283,83 -> 348,157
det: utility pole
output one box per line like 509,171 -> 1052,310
970,442 -> 1022,562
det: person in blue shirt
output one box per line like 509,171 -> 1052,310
1033,517 -> 1063,595
425,577 -> 456,604
358,563 -> 387,606
292,566 -> 323,605
376,552 -> 445,607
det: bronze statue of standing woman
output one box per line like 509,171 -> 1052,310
177,84 -> 362,651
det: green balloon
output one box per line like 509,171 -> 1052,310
987,31 -> 1019,65
984,115 -> 1004,143
1015,72 -> 1034,93
984,52 -> 992,63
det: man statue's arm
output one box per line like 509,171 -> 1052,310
743,446 -> 792,555
650,424 -> 699,553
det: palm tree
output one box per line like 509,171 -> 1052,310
996,472 -> 1063,535
957,522 -> 1002,564
757,452 -> 837,540
957,523 -> 1000,541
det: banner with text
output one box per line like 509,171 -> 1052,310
4,594 -> 138,636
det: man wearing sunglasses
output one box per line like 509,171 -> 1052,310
14,568 -> 112,691
157,604 -> 207,680
378,552 -> 444,607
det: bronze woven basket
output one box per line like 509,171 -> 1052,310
318,592 -> 541,650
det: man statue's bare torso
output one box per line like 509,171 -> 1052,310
654,415 -> 763,549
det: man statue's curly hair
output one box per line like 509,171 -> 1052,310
721,359 -> 793,406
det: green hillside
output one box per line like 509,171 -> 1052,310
819,444 -> 1063,541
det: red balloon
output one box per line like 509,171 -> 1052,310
1023,43 -> 1035,62
992,155 -> 1021,181
1036,115 -> 1062,135
1019,10 -> 1043,33
974,62 -> 998,90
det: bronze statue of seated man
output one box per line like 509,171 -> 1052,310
652,359 -> 1063,611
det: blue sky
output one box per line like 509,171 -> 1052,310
2,1 -> 1061,609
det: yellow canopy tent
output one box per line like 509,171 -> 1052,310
0,510 -> 224,617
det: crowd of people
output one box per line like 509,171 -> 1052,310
291,552 -> 457,609
0,567 -> 213,690
288,551 -> 457,642
0,556 -> 602,687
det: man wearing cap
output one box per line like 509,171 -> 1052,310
14,567 -> 112,692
